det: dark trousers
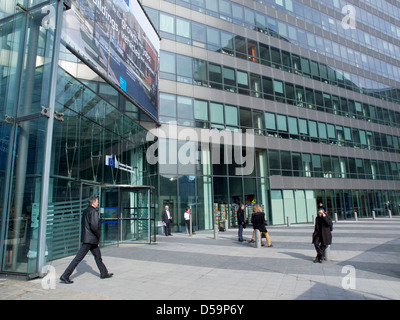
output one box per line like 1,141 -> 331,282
62,243 -> 108,278
185,220 -> 194,234
164,220 -> 171,235
313,235 -> 326,259
238,224 -> 244,241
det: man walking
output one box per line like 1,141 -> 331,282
161,205 -> 173,236
312,208 -> 332,263
60,196 -> 113,284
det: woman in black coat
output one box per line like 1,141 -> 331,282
251,204 -> 272,247
312,209 -> 332,263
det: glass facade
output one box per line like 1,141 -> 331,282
1,0 -> 400,276
142,0 -> 400,232
0,1 -> 158,275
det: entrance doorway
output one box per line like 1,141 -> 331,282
80,184 -> 156,246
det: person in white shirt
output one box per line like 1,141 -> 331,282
161,205 -> 173,236
184,207 -> 196,235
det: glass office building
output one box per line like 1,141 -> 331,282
142,0 -> 400,229
0,0 -> 399,276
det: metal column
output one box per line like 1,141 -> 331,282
37,0 -> 65,276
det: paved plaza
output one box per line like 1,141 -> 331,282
0,217 -> 399,300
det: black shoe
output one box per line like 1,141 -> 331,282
101,273 -> 114,279
313,257 -> 322,263
60,275 -> 73,284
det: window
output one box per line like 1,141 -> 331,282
176,55 -> 192,83
285,83 -> 295,105
250,73 -> 262,98
160,13 -> 175,34
309,120 -> 318,142
208,63 -> 223,89
277,114 -> 288,138
273,80 -> 284,102
239,108 -> 252,128
210,102 -> 224,124
262,76 -> 274,100
318,123 -> 327,141
295,86 -> 305,107
327,124 -> 335,143
265,112 -> 276,136
225,105 -> 238,129
177,96 -> 193,121
302,153 -> 312,177
237,70 -> 249,95
288,117 -> 298,139
247,39 -> 258,62
160,51 -> 176,80
220,31 -> 234,55
194,100 -> 208,121
305,88 -> 315,108
176,18 -> 191,44
268,150 -> 281,176
159,93 -> 176,118
253,110 -> 264,135
193,59 -> 207,86
259,43 -> 271,66
282,50 -> 292,72
298,118 -> 308,141
312,154 -> 323,177
281,151 -> 292,176
192,22 -> 206,48
207,27 -> 220,51
234,36 -> 247,60
271,48 -> 282,69
232,3 -> 244,23
223,66 -> 236,92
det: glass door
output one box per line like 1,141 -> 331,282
120,188 -> 151,243
98,186 -> 155,246
99,188 -> 119,247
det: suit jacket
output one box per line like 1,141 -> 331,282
81,205 -> 101,244
162,210 -> 172,223
237,209 -> 245,225
312,214 -> 332,245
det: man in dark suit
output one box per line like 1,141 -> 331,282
161,205 -> 173,236
60,196 -> 113,284
312,209 -> 332,263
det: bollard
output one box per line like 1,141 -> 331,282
324,245 -> 331,261
334,212 -> 338,223
255,229 -> 261,248
388,209 -> 392,219
312,215 -> 315,224
354,211 -> 358,221
372,210 -> 376,220
189,214 -> 192,237
214,224 -> 219,239
225,219 -> 229,231
287,216 -> 290,227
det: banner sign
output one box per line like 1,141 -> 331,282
63,0 -> 160,120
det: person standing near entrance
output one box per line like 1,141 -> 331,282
312,208 -> 332,263
60,197 -> 113,284
237,204 -> 245,242
162,205 -> 173,236
184,207 -> 196,235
